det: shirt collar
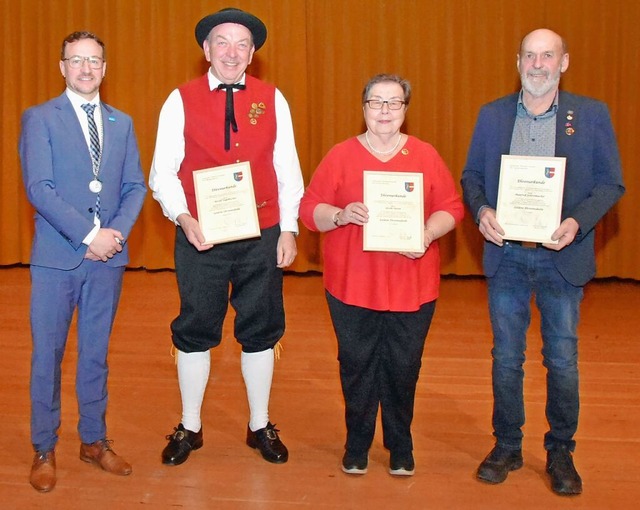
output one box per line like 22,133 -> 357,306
207,70 -> 246,91
65,88 -> 101,108
517,89 -> 559,119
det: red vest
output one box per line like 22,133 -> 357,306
178,74 -> 279,228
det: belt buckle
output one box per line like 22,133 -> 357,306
521,241 -> 538,249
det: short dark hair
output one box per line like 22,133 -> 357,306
61,31 -> 106,60
362,74 -> 411,106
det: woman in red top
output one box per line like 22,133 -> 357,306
300,74 -> 464,476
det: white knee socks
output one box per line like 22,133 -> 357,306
177,349 -> 210,433
241,349 -> 274,432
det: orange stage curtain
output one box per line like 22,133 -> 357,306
2,0 -> 639,278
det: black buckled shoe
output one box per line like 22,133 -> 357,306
477,445 -> 523,484
162,423 -> 203,466
546,445 -> 582,496
246,422 -> 288,464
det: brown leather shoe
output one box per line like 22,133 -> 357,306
80,439 -> 132,476
30,450 -> 56,492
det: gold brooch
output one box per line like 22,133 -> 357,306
249,102 -> 266,125
565,111 -> 575,135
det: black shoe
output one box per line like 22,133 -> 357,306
162,423 -> 203,466
477,445 -> 523,483
246,422 -> 288,464
389,451 -> 415,476
546,445 -> 582,495
342,451 -> 368,474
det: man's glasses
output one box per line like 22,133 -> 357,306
62,56 -> 105,69
364,99 -> 406,110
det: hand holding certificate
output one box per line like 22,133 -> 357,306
363,171 -> 424,253
496,155 -> 566,244
193,162 -> 261,245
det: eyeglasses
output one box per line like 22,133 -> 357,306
62,56 -> 105,69
365,99 -> 406,110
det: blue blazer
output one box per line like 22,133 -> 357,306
461,91 -> 625,286
19,93 -> 147,269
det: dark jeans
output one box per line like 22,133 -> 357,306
487,243 -> 583,452
326,292 -> 436,455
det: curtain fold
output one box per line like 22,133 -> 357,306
3,0 -> 638,278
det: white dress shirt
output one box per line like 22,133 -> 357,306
66,88 -> 103,243
149,70 -> 304,234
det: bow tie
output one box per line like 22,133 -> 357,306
217,83 -> 246,151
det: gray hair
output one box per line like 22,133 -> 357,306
362,74 -> 411,106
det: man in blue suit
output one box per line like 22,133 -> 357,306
461,29 -> 624,496
19,31 -> 146,492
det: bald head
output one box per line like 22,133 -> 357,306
517,28 -> 569,101
520,29 -> 567,56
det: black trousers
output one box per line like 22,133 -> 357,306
171,225 -> 284,353
326,291 -> 436,455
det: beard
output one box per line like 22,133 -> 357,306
520,68 -> 561,98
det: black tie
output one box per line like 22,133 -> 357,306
217,83 -> 246,151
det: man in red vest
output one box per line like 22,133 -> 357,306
150,7 -> 303,466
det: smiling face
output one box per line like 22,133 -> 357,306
59,38 -> 106,100
517,29 -> 569,100
363,81 -> 407,137
203,22 -> 255,84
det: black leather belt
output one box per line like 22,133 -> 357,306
506,240 -> 541,249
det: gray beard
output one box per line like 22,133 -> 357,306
521,71 -> 561,98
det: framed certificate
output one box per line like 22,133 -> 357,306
193,162 -> 261,245
363,171 -> 424,253
496,155 -> 566,244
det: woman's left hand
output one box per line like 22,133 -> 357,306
399,251 -> 426,260
398,225 -> 436,259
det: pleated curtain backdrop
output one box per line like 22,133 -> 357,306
2,0 -> 639,278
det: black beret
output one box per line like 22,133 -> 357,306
195,7 -> 267,50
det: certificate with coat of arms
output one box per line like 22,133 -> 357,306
363,171 -> 424,253
496,155 -> 566,244
193,162 -> 261,245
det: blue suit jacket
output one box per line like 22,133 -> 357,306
461,91 -> 625,286
19,93 -> 147,269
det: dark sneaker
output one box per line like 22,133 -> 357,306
342,451 -> 368,474
546,445 -> 582,496
162,423 -> 203,465
477,445 -> 523,483
389,451 -> 415,476
246,422 -> 288,464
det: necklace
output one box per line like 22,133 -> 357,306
365,131 -> 402,155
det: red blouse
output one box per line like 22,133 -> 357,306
300,135 -> 464,312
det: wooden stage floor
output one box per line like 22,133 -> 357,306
1,266 -> 639,509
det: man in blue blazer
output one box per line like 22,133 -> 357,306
461,29 -> 624,496
19,31 -> 146,492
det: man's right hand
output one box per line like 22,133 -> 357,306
478,207 -> 505,246
177,213 -> 214,251
86,228 -> 124,261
